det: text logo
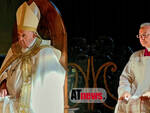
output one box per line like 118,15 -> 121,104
69,88 -> 107,103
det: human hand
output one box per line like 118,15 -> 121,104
0,89 -> 7,97
119,91 -> 131,101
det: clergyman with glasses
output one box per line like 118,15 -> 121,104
115,23 -> 150,113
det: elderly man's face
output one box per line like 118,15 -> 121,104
17,30 -> 36,49
139,26 -> 150,48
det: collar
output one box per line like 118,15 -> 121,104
11,37 -> 42,56
144,48 -> 150,56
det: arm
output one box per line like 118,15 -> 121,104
0,48 -> 13,97
118,56 -> 134,99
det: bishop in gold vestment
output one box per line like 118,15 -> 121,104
0,2 -> 66,113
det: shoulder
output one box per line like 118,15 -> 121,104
3,48 -> 13,61
129,49 -> 144,60
131,49 -> 144,57
0,48 -> 13,69
38,39 -> 61,60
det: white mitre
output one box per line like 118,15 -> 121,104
16,2 -> 40,32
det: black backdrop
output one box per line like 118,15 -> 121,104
0,0 -> 150,50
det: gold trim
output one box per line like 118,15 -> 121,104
0,55 -> 19,83
12,37 -> 42,56
20,3 -> 26,30
18,38 -> 51,113
18,26 -> 37,32
0,37 -> 49,82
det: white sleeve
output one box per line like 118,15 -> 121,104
118,55 -> 134,98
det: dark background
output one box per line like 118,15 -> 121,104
0,0 -> 149,52
0,0 -> 150,113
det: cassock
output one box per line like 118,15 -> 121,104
0,37 -> 66,113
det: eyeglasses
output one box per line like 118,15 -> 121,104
136,34 -> 150,39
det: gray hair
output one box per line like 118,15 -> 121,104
140,22 -> 150,28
